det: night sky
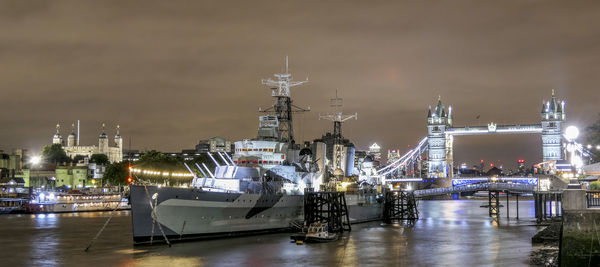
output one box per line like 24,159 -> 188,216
1,1 -> 599,169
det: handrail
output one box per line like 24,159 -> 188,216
414,182 -> 536,197
586,190 -> 600,208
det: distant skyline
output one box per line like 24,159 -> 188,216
1,1 -> 599,169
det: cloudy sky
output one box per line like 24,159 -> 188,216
1,1 -> 599,169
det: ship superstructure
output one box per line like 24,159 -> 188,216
129,60 -> 382,244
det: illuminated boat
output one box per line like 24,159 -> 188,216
26,192 -> 129,213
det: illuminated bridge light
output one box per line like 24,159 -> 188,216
385,178 -> 423,182
452,177 -> 538,186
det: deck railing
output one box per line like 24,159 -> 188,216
586,190 -> 600,208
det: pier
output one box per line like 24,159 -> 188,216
383,190 -> 418,223
303,191 -> 351,233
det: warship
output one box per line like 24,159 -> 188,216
130,59 -> 383,244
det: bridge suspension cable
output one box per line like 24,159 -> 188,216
377,136 -> 429,177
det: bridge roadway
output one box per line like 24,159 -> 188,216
413,182 -> 536,197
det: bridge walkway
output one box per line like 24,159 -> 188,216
413,182 -> 535,197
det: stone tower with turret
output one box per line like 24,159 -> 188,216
427,97 -> 452,178
67,123 -> 77,147
98,123 -> 109,154
114,125 -> 123,161
114,125 -> 122,149
541,90 -> 565,161
53,123 -> 63,145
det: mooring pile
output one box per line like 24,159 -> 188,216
383,190 -> 419,223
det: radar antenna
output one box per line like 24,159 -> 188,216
260,57 -> 310,145
319,90 -> 358,143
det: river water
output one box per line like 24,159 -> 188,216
0,200 -> 539,266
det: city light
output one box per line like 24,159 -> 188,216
30,156 -> 41,165
564,125 -> 579,141
571,155 -> 584,168
129,167 -> 193,178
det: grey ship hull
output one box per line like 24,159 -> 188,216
130,185 -> 383,244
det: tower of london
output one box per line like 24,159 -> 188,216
52,122 -> 122,163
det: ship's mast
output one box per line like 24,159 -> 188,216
260,57 -> 309,146
319,90 -> 357,175
319,90 -> 357,145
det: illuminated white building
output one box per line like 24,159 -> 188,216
369,143 -> 381,162
387,149 -> 401,164
52,123 -> 123,163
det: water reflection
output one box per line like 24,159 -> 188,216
29,213 -> 60,266
127,256 -> 204,267
34,213 -> 58,229
0,200 -> 538,266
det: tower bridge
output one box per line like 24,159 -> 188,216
377,90 -> 566,184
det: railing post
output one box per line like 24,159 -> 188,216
542,193 -> 547,220
488,191 -> 492,217
549,193 -> 553,217
516,194 -> 519,220
534,193 -> 539,222
587,192 -> 590,208
506,192 -> 509,219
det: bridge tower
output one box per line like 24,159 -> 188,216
541,90 -> 565,161
426,97 -> 452,178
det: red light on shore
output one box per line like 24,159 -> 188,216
127,177 -> 133,183
480,159 -> 484,163
517,159 -> 525,164
489,163 -> 494,167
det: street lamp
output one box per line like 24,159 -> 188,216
565,126 -> 579,141
30,156 -> 41,165
564,126 -> 582,189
